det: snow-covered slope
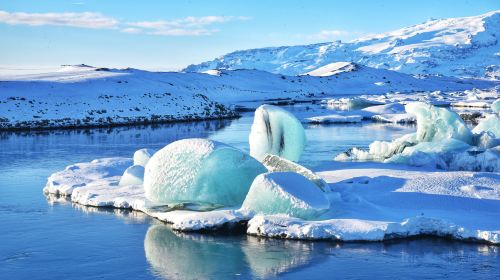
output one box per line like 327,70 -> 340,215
185,11 -> 500,79
0,64 -> 496,130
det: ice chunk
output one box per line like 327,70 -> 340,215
492,99 -> 500,113
241,172 -> 330,219
405,102 -> 473,144
472,114 -> 500,138
335,103 -> 499,171
261,154 -> 328,191
305,114 -> 362,124
249,105 -> 306,162
119,165 -> 145,186
144,138 -> 266,206
133,148 -> 154,167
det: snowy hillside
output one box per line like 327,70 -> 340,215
185,11 -> 500,79
0,64 -> 496,129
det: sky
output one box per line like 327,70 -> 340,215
0,0 -> 498,70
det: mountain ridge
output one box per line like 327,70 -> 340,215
185,11 -> 500,79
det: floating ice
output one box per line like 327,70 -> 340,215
144,138 -> 266,206
261,154 -> 328,191
335,102 -> 500,171
305,114 -> 362,124
133,148 -> 154,167
493,99 -> 500,113
473,115 -> 500,138
249,105 -> 306,162
241,172 -> 330,219
406,102 -> 473,144
119,165 -> 145,186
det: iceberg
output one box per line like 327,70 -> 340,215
492,99 -> 500,113
472,115 -> 500,138
118,165 -> 145,186
335,102 -> 500,171
133,148 -> 154,167
143,138 -> 266,206
405,102 -> 473,144
261,154 -> 328,191
249,105 -> 306,162
241,172 -> 330,219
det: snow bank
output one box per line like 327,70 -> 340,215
241,172 -> 330,220
144,138 -> 266,206
249,105 -> 306,162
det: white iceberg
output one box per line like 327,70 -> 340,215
406,102 -> 473,144
118,165 -> 145,186
335,102 -> 499,171
493,99 -> 500,113
144,138 -> 266,206
473,115 -> 500,138
249,105 -> 306,162
241,172 -> 330,219
133,148 -> 154,167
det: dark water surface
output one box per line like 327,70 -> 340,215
1,107 -> 499,279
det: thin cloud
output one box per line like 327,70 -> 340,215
0,10 -> 118,29
313,30 -> 350,40
0,10 -> 249,36
126,16 -> 250,36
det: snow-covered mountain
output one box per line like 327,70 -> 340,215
185,11 -> 500,79
0,64 -> 496,129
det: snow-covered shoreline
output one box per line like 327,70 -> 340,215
1,64 -> 497,130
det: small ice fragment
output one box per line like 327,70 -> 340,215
144,138 -> 266,206
261,154 -> 328,191
472,114 -> 500,138
119,165 -> 145,186
133,148 -> 154,167
492,99 -> 500,114
249,105 -> 306,162
306,114 -> 362,124
241,172 -> 330,220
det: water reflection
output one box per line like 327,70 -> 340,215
144,224 -> 330,280
144,224 -> 247,280
143,224 -> 500,280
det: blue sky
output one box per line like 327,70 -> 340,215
1,0 -> 498,70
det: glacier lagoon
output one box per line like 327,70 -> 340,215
1,104 -> 499,279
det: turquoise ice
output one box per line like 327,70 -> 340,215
143,138 -> 266,206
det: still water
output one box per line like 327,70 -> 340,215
0,106 -> 499,279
